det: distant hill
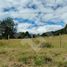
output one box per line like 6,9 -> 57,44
41,24 -> 67,36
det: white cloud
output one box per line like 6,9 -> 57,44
29,25 -> 63,34
17,23 -> 32,32
0,0 -> 67,34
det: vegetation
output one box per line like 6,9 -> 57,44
0,17 -> 67,39
0,17 -> 16,39
0,35 -> 66,67
0,17 -> 67,67
41,24 -> 67,36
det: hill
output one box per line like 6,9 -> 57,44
41,24 -> 67,36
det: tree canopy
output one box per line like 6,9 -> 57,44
0,17 -> 16,39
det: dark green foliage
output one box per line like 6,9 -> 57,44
0,17 -> 16,39
18,31 -> 31,39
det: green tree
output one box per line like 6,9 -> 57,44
0,17 -> 16,39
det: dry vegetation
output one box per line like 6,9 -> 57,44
0,34 -> 67,67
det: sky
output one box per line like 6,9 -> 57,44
0,0 -> 67,34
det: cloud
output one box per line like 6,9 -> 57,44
17,22 -> 32,32
0,0 -> 67,34
22,25 -> 63,34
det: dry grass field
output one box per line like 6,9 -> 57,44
0,34 -> 67,67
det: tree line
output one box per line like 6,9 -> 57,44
41,25 -> 67,36
0,17 -> 67,39
0,17 -> 36,39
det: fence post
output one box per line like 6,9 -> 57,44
59,33 -> 62,48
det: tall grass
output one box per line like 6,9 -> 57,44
0,34 -> 67,67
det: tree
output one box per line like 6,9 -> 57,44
24,31 -> 31,38
18,32 -> 25,39
17,31 -> 31,39
0,17 -> 16,39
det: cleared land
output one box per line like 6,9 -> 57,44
0,35 -> 67,67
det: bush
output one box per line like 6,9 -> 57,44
34,56 -> 44,65
45,57 -> 52,63
40,42 -> 53,48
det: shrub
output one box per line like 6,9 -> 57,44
34,56 -> 44,65
40,42 -> 53,48
44,56 -> 53,64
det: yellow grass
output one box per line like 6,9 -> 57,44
0,34 -> 67,67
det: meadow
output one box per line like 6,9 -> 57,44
0,34 -> 67,67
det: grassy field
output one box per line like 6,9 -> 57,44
0,35 -> 67,67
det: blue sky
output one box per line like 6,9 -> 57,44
0,0 -> 67,34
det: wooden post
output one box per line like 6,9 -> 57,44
59,33 -> 62,48
7,35 -> 9,39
